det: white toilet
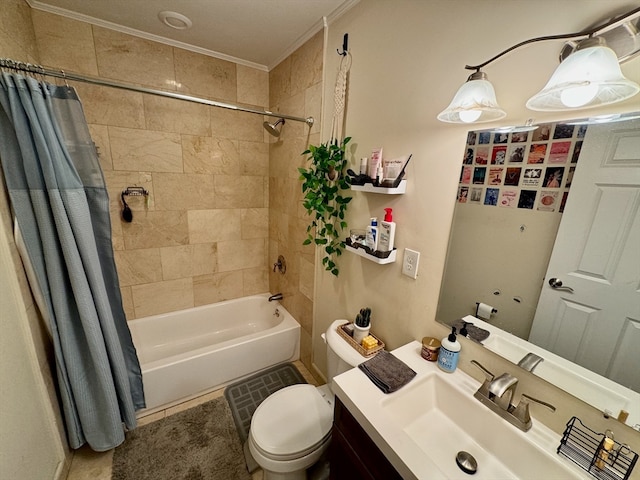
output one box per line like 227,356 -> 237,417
247,319 -> 364,480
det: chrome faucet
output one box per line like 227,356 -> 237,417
471,360 -> 556,432
517,352 -> 544,372
268,293 -> 284,302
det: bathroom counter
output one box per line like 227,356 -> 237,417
332,341 -> 592,480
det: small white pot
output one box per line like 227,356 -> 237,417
353,324 -> 370,345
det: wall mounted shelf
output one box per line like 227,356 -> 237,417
350,180 -> 406,194
345,245 -> 397,264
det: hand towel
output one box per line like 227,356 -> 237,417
453,319 -> 490,343
358,350 -> 416,394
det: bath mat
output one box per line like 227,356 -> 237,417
224,362 -> 307,443
111,396 -> 250,480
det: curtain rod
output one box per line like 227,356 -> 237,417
0,58 -> 314,127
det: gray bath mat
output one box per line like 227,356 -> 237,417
224,362 -> 307,443
111,396 -> 250,480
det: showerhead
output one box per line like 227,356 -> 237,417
263,118 -> 285,137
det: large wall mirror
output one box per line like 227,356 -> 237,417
436,112 -> 640,429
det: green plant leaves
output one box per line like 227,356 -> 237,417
299,137 -> 352,277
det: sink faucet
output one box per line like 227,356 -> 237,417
471,360 -> 556,432
517,353 -> 544,372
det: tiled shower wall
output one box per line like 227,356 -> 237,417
30,10 -> 273,320
268,32 -> 323,368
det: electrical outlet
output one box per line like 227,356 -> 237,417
402,248 -> 420,279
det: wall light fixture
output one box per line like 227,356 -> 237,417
438,7 -> 640,124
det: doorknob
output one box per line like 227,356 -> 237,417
548,277 -> 574,293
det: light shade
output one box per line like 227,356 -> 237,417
526,40 -> 640,111
437,71 -> 507,123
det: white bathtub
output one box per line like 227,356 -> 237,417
129,294 -> 300,412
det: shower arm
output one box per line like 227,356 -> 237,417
0,58 -> 315,127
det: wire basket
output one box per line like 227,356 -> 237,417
557,416 -> 638,480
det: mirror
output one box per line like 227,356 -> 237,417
436,112 -> 640,429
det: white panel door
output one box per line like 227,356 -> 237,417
529,118 -> 640,392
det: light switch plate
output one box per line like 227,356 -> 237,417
402,248 -> 420,279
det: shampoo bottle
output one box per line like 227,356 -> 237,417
378,208 -> 396,252
438,327 -> 461,373
365,217 -> 378,251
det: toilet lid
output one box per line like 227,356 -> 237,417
250,384 -> 333,457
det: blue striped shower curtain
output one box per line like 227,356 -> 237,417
0,73 -> 145,451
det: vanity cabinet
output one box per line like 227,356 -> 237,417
330,397 -> 402,480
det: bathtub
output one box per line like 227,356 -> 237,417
128,294 -> 300,412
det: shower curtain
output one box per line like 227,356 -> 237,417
0,73 -> 145,451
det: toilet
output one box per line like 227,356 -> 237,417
247,319 -> 364,480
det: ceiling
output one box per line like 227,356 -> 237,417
27,0 -> 358,70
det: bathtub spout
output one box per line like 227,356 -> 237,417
268,293 -> 284,302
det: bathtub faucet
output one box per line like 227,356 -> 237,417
268,293 -> 284,302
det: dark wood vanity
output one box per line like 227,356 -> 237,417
330,397 -> 403,480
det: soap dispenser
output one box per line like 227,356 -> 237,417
438,327 -> 461,373
378,208 -> 396,252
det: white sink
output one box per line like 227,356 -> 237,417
333,341 -> 590,480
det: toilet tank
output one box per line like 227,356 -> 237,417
325,319 -> 366,381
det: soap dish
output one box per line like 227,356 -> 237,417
337,323 -> 385,357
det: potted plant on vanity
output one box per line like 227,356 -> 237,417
298,137 -> 352,276
353,307 -> 371,344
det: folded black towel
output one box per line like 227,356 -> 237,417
358,350 -> 416,394
453,319 -> 490,343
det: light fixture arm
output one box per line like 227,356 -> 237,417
464,6 -> 640,71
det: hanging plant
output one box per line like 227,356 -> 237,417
298,137 -> 352,276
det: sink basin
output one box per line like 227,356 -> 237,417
333,341 -> 588,479
381,371 -> 580,479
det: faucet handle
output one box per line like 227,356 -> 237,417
470,360 -> 494,397
513,393 -> 556,429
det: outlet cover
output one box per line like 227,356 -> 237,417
402,248 -> 420,279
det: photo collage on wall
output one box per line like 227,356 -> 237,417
458,122 -> 588,212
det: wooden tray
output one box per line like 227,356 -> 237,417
337,323 -> 385,357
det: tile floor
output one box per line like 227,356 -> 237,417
65,361 -> 320,480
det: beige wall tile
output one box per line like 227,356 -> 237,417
210,108 -> 263,142
239,140 -> 269,176
152,173 -> 215,210
160,244 -> 217,280
174,49 -> 237,102
143,95 -> 210,137
214,175 -> 265,209
93,27 -> 175,89
269,57 -> 291,108
0,0 -> 37,61
217,238 -> 265,272
120,286 -> 134,320
75,84 -> 146,129
241,208 -> 269,239
182,135 -> 240,175
110,210 -> 124,251
304,82 -> 323,136
237,65 -> 268,108
187,209 -> 241,244
243,267 -> 269,296
122,211 -> 189,249
109,126 -> 182,173
114,248 -> 162,286
132,278 -> 194,318
299,257 -> 315,301
269,210 -> 289,247
290,31 -> 323,97
88,124 -> 112,171
193,271 -> 243,306
31,11 -> 98,75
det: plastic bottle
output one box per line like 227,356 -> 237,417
438,327 -> 461,373
378,208 -> 396,252
359,157 -> 368,175
365,217 -> 378,251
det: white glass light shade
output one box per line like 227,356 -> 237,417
526,44 -> 640,111
437,73 -> 506,123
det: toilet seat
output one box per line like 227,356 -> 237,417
250,384 -> 333,460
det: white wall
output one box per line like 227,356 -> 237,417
313,0 -> 640,450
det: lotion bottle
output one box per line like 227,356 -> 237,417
378,208 -> 396,252
438,327 -> 461,373
365,217 -> 378,251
